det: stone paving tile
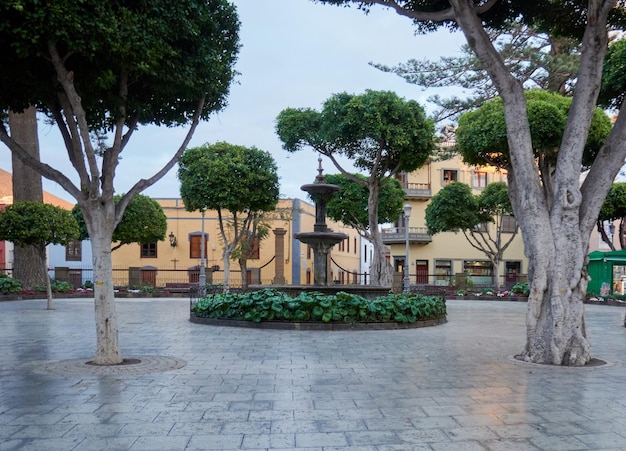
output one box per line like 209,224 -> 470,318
1,299 -> 625,450
482,438 -> 542,450
294,432 -> 349,447
78,436 -> 139,451
128,434 -> 191,450
429,441 -> 488,451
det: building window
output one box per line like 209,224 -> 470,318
141,243 -> 157,258
472,171 -> 488,188
354,238 -> 357,254
463,260 -> 493,287
347,237 -> 350,253
443,169 -> 458,185
307,245 -> 312,259
435,260 -> 452,286
363,244 -> 367,262
501,215 -> 517,233
189,234 -> 208,259
65,239 -> 82,261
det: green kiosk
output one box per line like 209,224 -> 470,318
587,250 -> 626,296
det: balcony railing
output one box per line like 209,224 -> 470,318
381,227 -> 432,245
404,182 -> 431,200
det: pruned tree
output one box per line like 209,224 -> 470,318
315,0 -> 626,366
0,201 -> 79,309
276,89 -> 435,286
72,194 -> 167,251
456,90 -> 611,201
0,0 -> 240,364
178,142 -> 280,292
323,173 -> 405,240
597,182 -> 626,250
425,182 -> 518,290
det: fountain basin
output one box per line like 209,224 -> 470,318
294,231 -> 348,247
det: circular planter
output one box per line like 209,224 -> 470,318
190,314 -> 447,330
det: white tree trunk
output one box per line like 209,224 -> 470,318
84,205 -> 122,365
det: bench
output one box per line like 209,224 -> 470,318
164,282 -> 193,293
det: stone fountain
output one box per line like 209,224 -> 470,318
294,159 -> 348,285
252,158 -> 390,299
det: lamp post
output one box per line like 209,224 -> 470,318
609,222 -> 616,246
199,210 -> 206,296
403,203 -> 412,293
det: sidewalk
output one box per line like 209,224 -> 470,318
1,298 -> 625,450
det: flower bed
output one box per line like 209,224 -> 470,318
190,288 -> 447,327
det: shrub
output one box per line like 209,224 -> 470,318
0,274 -> 22,293
191,289 -> 446,324
511,282 -> 530,296
34,280 -> 74,293
140,285 -> 155,294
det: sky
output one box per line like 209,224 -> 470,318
2,0 -> 465,203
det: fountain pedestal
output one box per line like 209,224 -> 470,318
293,159 -> 347,286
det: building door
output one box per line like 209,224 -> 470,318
505,261 -> 521,289
415,260 -> 429,284
141,267 -> 157,287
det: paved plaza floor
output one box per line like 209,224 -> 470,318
1,297 -> 625,450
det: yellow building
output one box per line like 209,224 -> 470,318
110,197 -> 362,288
384,153 -> 528,290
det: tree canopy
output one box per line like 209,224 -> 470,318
599,38 -> 626,109
598,182 -> 626,250
72,194 -> 167,251
0,201 -> 79,309
178,142 -> 280,292
323,173 -> 405,236
277,90 -> 434,177
456,89 -> 612,171
276,89 -> 435,286
0,202 -> 79,248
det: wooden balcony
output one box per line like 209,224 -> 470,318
404,182 -> 431,200
381,227 -> 432,245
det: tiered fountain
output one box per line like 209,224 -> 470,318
294,160 -> 348,285
263,158 -> 390,299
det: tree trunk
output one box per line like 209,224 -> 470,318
83,203 -> 122,365
8,107 -> 47,290
222,248 -> 232,293
492,258 -> 501,291
367,180 -> 392,286
239,257 -> 248,290
519,231 -> 590,366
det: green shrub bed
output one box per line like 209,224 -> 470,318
191,288 -> 446,324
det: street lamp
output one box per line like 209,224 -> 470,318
199,210 -> 206,296
403,203 -> 412,293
